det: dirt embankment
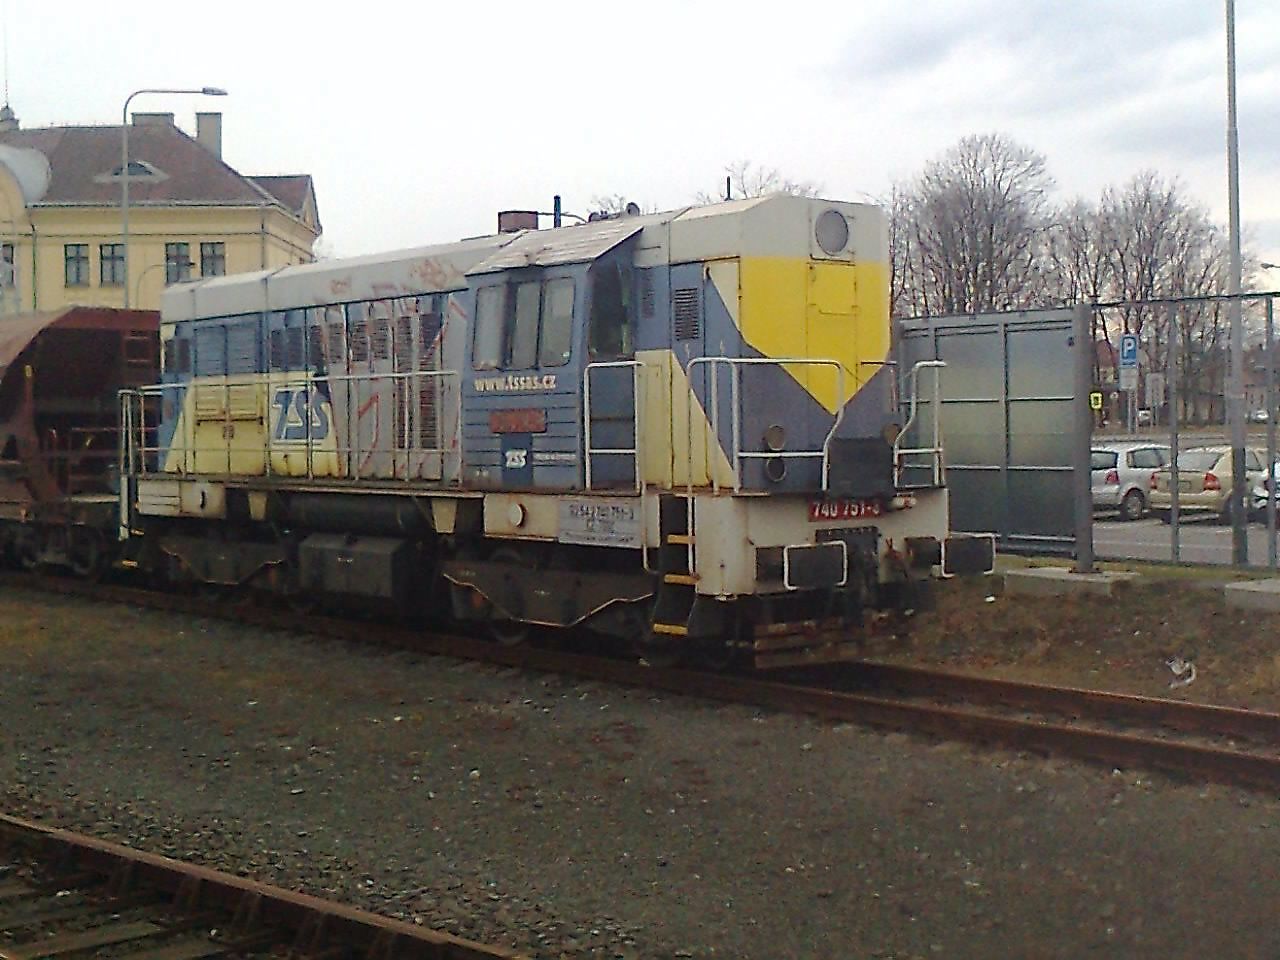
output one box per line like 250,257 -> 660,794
864,572 -> 1280,710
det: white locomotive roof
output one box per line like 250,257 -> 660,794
161,195 -> 885,323
467,214 -> 664,275
163,234 -> 513,321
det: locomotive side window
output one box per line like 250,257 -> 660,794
269,329 -> 286,371
325,306 -> 346,370
306,309 -> 326,373
588,263 -> 632,360
473,286 -> 506,370
539,278 -> 575,367
226,320 -> 259,375
509,281 -> 541,370
369,301 -> 391,361
348,303 -> 370,364
164,336 -> 191,375
194,325 -> 225,376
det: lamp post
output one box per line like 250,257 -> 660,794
121,86 -> 226,308
1225,0 -> 1246,564
133,259 -> 192,309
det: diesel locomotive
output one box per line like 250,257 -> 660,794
112,194 -> 990,667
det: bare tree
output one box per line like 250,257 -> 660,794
1044,198 -> 1117,383
588,194 -> 656,217
891,133 -> 1055,317
1095,173 -> 1231,421
695,160 -> 821,204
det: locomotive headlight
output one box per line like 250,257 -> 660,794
815,209 -> 850,256
763,424 -> 787,451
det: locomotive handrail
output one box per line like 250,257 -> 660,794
894,360 -> 946,488
118,389 -> 137,540
684,356 -> 849,495
583,359 -> 646,496
124,369 -> 462,485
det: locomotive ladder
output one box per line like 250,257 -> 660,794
651,492 -> 697,640
893,360 -> 948,489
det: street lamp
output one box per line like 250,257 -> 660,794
1225,0 -> 1247,564
120,86 -> 227,308
134,259 -> 192,308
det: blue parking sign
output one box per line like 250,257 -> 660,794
1120,334 -> 1138,367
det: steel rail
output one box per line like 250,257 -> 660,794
7,572 -> 1280,793
0,812 -> 521,960
836,660 -> 1280,745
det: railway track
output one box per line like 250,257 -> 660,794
8,571 -> 1280,793
0,812 -> 519,960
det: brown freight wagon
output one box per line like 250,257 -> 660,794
0,307 -> 158,574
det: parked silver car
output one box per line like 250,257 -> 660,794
1251,461 -> 1280,520
1092,442 -> 1170,520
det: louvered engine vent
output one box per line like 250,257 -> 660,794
673,287 -> 701,341
640,271 -> 656,318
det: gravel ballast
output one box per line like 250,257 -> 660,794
2,587 -> 1279,959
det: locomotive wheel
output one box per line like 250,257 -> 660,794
68,527 -> 105,580
488,617 -> 530,647
15,528 -> 42,572
694,636 -> 738,672
485,546 -> 530,647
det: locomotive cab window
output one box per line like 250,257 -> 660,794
539,278 -> 575,367
588,262 -> 633,360
509,281 -> 541,370
473,286 -> 507,370
472,277 -> 576,371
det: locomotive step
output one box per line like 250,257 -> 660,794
665,533 -> 695,545
652,622 -> 690,636
662,572 -> 699,586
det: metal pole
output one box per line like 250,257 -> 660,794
121,94 -> 134,308
1073,304 -> 1094,574
1226,0 -> 1248,564
120,86 -> 227,309
1168,304 -> 1180,563
1268,296 -> 1276,568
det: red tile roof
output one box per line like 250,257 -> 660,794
0,123 -> 306,212
249,174 -> 320,231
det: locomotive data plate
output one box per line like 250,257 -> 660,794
559,497 -> 642,548
807,498 -> 884,522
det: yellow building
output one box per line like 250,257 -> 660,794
0,106 -> 320,314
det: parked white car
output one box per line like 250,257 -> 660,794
1091,442 -> 1170,520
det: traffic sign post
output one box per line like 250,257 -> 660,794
1120,334 -> 1139,368
1120,333 -> 1139,429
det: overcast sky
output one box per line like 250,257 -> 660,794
14,1 -> 1280,270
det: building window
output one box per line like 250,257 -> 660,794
165,243 -> 192,284
100,244 -> 125,286
0,243 -> 13,288
65,244 -> 90,287
201,242 -> 226,277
